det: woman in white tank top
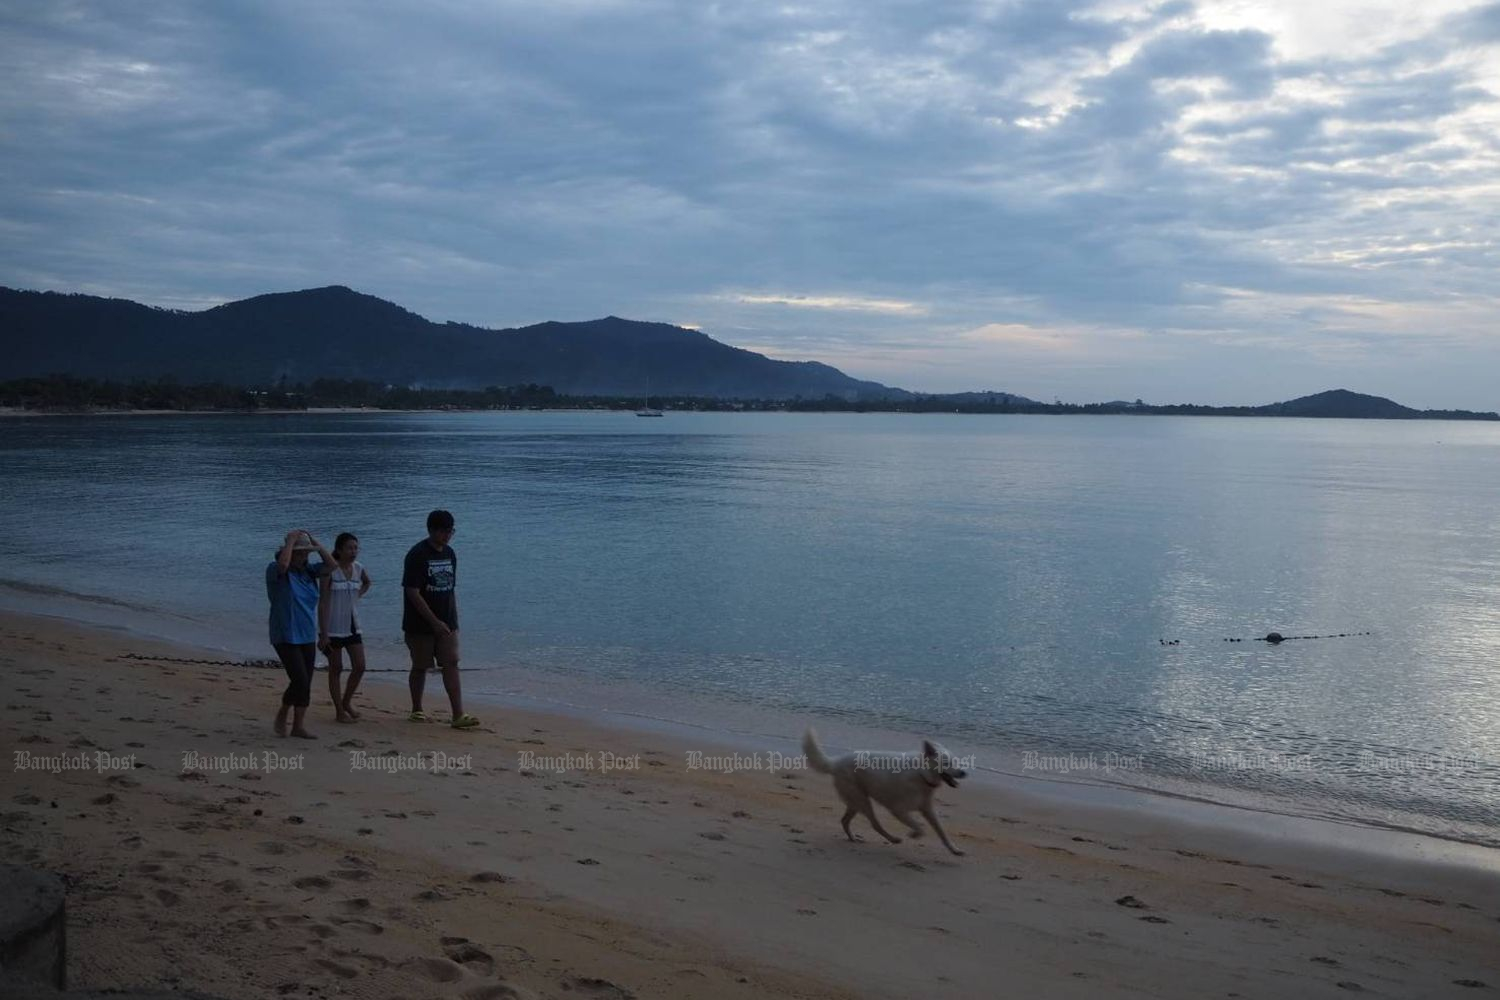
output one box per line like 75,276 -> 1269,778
319,532 -> 372,723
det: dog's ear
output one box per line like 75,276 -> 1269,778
923,740 -> 938,761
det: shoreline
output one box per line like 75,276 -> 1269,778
0,406 -> 399,417
4,405 -> 1498,422
6,579 -> 1500,867
3,607 -> 1498,997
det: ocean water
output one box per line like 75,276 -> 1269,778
2,411 -> 1498,846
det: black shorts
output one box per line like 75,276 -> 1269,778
327,633 -> 363,649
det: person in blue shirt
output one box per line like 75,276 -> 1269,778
267,529 -> 333,738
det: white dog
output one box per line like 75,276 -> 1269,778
802,729 -> 967,856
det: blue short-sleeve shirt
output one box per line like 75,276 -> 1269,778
267,559 -> 322,645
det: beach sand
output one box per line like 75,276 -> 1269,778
2,609 -> 1497,999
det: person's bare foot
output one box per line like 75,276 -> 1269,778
274,710 -> 288,737
289,728 -> 317,739
342,705 -> 360,720
335,712 -> 355,724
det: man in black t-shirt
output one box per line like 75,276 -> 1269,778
403,509 -> 478,729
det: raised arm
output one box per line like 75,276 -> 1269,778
275,530 -> 300,573
304,532 -> 334,569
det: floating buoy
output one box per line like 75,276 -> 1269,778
1265,632 -> 1284,644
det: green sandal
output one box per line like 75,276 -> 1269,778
408,710 -> 429,723
451,714 -> 480,730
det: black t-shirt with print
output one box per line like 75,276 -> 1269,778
402,539 -> 458,633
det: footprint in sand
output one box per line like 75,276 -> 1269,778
311,958 -> 359,979
330,917 -> 385,935
153,889 -> 180,907
293,875 -> 333,891
406,957 -> 464,983
338,898 -> 371,912
258,842 -> 290,856
444,942 -> 496,976
471,871 -> 508,884
415,888 -> 453,901
332,868 -> 372,882
560,976 -> 635,999
329,948 -> 390,971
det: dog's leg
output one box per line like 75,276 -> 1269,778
841,805 -> 860,841
921,802 -> 964,856
894,812 -> 924,838
861,803 -> 902,844
838,786 -> 868,842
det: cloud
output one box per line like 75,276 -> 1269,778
718,292 -> 927,315
2,0 -> 1500,407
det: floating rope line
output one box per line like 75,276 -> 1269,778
1159,631 -> 1374,646
123,653 -> 281,668
1231,631 -> 1374,644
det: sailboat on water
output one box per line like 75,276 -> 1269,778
635,377 -> 663,417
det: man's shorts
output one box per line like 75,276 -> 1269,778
405,630 -> 460,671
327,633 -> 363,649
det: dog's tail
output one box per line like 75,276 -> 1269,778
802,728 -> 833,774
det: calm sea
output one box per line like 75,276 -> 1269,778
2,411 -> 1498,846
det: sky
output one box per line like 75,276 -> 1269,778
2,1 -> 1499,408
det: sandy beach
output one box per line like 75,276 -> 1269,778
3,608 -> 1497,1000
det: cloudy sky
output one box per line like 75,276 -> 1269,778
3,1 -> 1499,407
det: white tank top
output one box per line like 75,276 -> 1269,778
325,561 -> 364,637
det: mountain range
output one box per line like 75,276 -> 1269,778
0,285 -> 909,401
1,286 -> 1493,419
